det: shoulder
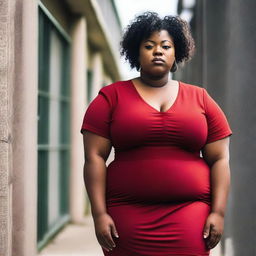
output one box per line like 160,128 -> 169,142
100,80 -> 129,94
180,80 -> 204,93
178,81 -> 207,109
98,80 -> 129,106
179,80 -> 206,100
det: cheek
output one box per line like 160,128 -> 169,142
139,51 -> 151,65
167,51 -> 175,62
172,49 -> 176,59
168,48 -> 175,57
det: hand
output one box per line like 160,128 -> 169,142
93,213 -> 119,252
203,212 -> 224,249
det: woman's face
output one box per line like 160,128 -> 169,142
139,30 -> 175,77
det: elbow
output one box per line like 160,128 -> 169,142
84,152 -> 106,164
203,149 -> 230,167
207,156 -> 230,168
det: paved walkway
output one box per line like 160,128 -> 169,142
38,215 -> 221,256
38,215 -> 103,256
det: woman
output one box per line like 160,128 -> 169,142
81,12 -> 232,256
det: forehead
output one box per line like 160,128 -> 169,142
143,30 -> 174,44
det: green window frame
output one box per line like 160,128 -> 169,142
37,3 -> 71,250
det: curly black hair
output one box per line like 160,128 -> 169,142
120,12 -> 195,72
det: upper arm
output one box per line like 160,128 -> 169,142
83,131 -> 112,162
202,88 -> 233,144
202,136 -> 230,167
201,88 -> 232,166
80,85 -> 116,162
80,85 -> 116,139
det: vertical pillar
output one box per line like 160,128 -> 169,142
12,0 -> 38,255
224,0 -> 256,255
70,16 -> 87,223
91,53 -> 103,98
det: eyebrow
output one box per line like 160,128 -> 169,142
144,39 -> 173,44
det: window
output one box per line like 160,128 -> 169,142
37,6 -> 71,249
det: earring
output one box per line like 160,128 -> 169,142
170,60 -> 178,73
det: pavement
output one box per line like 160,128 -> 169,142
38,215 -> 221,256
38,215 -> 103,256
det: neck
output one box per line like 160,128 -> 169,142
140,72 -> 169,88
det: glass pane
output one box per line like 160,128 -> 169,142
48,28 -> 61,147
48,150 -> 60,227
59,149 -> 70,214
38,95 -> 49,144
60,101 -> 70,144
49,30 -> 62,98
37,150 -> 48,241
38,11 -> 50,92
61,42 -> 70,97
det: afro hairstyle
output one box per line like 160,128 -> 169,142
120,11 -> 195,72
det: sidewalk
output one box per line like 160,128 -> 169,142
38,215 -> 103,256
38,215 -> 221,256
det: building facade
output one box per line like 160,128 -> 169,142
176,0 -> 256,255
0,0 -> 121,255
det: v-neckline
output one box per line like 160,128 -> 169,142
129,79 -> 181,114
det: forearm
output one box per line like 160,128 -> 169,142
210,158 -> 231,217
84,156 -> 107,218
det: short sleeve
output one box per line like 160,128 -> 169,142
80,86 -> 114,139
203,88 -> 233,144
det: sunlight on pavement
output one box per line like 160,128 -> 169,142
38,215 -> 104,256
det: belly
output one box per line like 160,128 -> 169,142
106,147 -> 211,206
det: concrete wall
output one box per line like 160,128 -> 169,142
176,0 -> 256,255
0,0 -> 38,255
12,0 -> 39,254
0,0 -> 13,255
223,1 -> 256,255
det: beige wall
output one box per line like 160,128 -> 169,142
11,0 -> 38,256
0,0 -> 13,255
0,0 -> 38,255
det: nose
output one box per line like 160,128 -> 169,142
153,45 -> 163,55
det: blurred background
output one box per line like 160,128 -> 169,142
0,0 -> 255,255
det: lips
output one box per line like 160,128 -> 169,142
152,58 -> 165,64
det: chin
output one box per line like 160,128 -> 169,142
146,68 -> 169,78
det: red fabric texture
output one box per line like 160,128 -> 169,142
81,80 -> 233,256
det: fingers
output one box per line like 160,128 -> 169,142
203,220 -> 210,239
97,224 -> 119,252
205,225 -> 222,249
110,222 -> 119,238
99,233 -> 115,252
93,213 -> 120,252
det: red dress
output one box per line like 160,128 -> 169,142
81,80 -> 233,256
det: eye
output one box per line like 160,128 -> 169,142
145,45 -> 153,50
162,45 -> 171,50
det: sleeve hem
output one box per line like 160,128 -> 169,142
206,131 -> 233,144
80,124 -> 111,140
